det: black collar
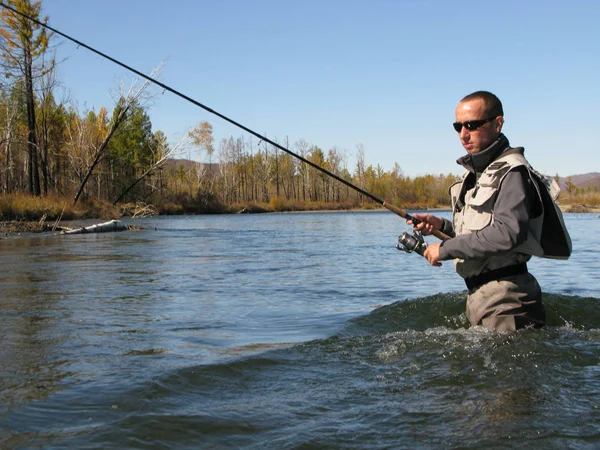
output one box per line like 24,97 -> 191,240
456,134 -> 510,175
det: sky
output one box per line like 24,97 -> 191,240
34,0 -> 600,178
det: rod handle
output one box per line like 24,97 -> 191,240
382,201 -> 451,241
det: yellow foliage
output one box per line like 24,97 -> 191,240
0,0 -> 50,63
188,121 -> 214,156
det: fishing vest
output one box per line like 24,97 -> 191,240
449,148 -> 572,279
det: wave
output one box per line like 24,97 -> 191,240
60,292 -> 600,449
134,292 -> 600,399
340,291 -> 600,337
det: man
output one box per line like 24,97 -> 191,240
409,91 -> 571,331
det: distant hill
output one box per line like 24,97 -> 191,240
162,159 -> 219,172
559,172 -> 600,190
577,176 -> 600,190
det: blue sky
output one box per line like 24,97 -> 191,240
40,0 -> 599,177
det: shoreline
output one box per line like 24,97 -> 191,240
2,203 -> 597,237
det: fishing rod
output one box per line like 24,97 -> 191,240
0,2 -> 450,252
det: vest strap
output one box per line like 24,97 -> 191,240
464,263 -> 528,293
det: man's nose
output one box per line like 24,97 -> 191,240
459,126 -> 470,139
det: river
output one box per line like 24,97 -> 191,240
1,211 -> 599,449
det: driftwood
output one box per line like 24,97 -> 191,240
60,219 -> 129,235
0,220 -> 56,234
119,202 -> 157,218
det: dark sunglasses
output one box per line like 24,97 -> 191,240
452,116 -> 496,132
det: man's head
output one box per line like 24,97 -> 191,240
454,91 -> 504,154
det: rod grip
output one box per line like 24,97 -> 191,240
382,201 -> 451,241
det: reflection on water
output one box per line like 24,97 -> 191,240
0,212 -> 599,448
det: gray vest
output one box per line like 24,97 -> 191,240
449,149 -> 571,279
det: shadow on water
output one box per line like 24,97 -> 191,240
28,292 -> 598,450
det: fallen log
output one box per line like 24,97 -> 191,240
60,219 -> 129,235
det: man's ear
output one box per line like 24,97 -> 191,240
495,116 -> 505,132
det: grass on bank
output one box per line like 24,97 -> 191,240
1,192 -> 597,230
0,193 -> 445,221
0,194 -> 120,222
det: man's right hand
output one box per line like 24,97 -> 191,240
406,213 -> 443,236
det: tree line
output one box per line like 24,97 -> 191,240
0,0 -> 460,216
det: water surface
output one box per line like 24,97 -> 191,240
1,211 -> 599,448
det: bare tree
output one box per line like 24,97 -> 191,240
0,87 -> 22,192
355,143 -> 366,203
295,139 -> 310,201
73,66 -> 162,206
257,140 -> 273,202
327,146 -> 344,202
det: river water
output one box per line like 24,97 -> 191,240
1,211 -> 599,449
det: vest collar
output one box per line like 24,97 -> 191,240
456,134 -> 511,175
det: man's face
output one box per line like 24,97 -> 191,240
454,98 -> 503,154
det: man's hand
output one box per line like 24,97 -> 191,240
407,213 -> 443,236
423,242 -> 442,266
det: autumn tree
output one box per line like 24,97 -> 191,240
0,0 -> 52,195
188,121 -> 214,159
188,120 -> 215,196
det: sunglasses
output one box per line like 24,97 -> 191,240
452,116 -> 496,132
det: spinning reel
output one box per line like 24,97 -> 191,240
396,230 -> 427,257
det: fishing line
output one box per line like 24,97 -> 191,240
0,1 -> 449,241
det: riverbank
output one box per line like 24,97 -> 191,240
0,194 -> 444,235
1,194 -> 597,236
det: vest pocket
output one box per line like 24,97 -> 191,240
463,187 -> 496,231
